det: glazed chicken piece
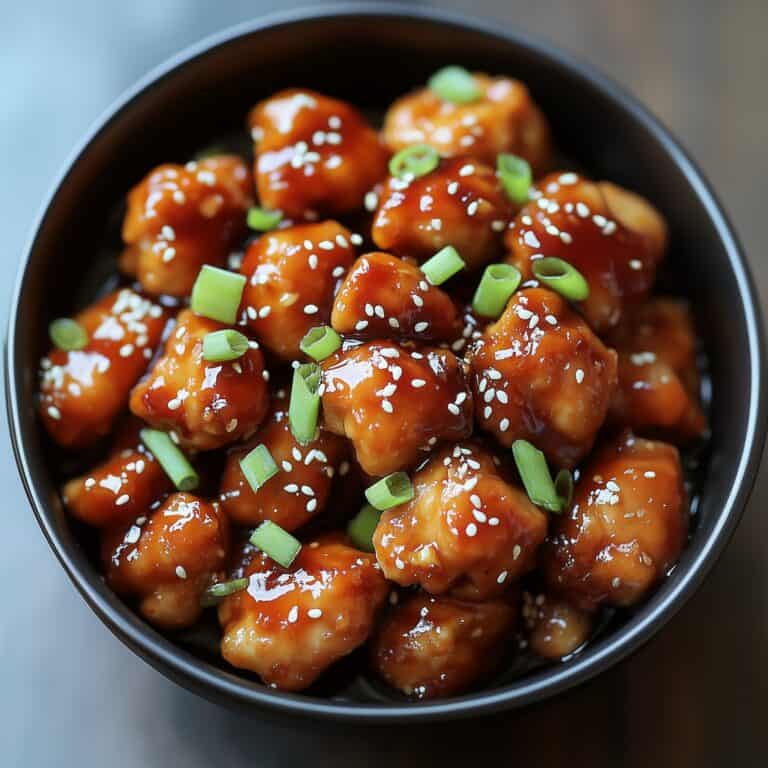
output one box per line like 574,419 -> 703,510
62,418 -> 171,528
373,443 -> 547,599
220,407 -> 348,531
371,157 -> 512,270
371,592 -> 516,699
120,155 -> 253,297
331,251 -> 462,342
383,73 -> 551,172
321,341 -> 473,476
248,89 -> 389,219
219,535 -> 388,691
103,492 -> 229,629
239,220 -> 357,359
607,298 -> 706,440
505,172 -> 667,333
39,288 -> 170,448
523,592 -> 592,660
130,309 -> 269,451
543,431 -> 687,611
468,288 -> 618,468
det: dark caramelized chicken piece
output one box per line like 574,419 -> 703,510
371,592 -> 516,699
383,74 -> 551,172
523,593 -> 592,660
239,220 -> 357,359
63,419 -> 171,528
120,156 -> 253,297
331,251 -> 462,342
607,298 -> 706,440
371,157 -> 512,270
321,341 -> 473,476
130,309 -> 269,451
39,288 -> 170,448
543,431 -> 687,611
220,408 -> 348,531
468,288 -> 618,468
103,492 -> 229,629
248,89 -> 389,219
218,536 -> 388,691
373,443 -> 547,599
505,173 -> 667,333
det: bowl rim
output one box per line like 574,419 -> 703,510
6,1 -> 767,723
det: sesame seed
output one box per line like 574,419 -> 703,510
558,172 -> 578,185
350,233 -> 363,246
644,471 -> 656,478
488,517 -> 500,526
382,400 -> 394,413
284,484 -> 299,493
629,259 -> 643,271
115,494 -> 130,506
465,523 -> 478,537
414,321 -> 429,332
307,608 -> 322,619
467,200 -> 479,216
483,406 -> 492,419
306,498 -> 318,512
304,304 -> 319,315
288,606 -> 298,623
470,494 -> 482,508
411,379 -> 426,388
364,191 -> 378,211
308,254 -> 318,269
175,566 -> 187,579
258,306 -> 271,319
513,544 -> 521,560
499,417 -> 510,432
47,406 -> 61,420
458,164 -> 475,177
447,403 -> 460,415
497,571 -> 508,584
355,320 -> 368,331
281,461 -> 292,472
575,369 -> 585,384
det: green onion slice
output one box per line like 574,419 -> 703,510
299,325 -> 342,361
250,520 -> 301,568
200,577 -> 249,607
531,257 -> 590,302
472,264 -> 522,317
554,468 -> 574,509
140,428 -> 199,491
365,472 -> 414,511
421,245 -> 466,286
289,363 -> 322,445
202,329 -> 249,362
190,265 -> 246,325
240,444 -> 278,493
428,65 -> 481,104
347,504 -> 381,552
247,207 -> 283,232
49,318 -> 88,351
497,154 -> 532,204
389,144 -> 439,181
511,439 -> 562,513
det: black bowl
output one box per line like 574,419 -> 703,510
6,4 -> 767,722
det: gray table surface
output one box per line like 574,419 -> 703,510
2,1 -> 766,765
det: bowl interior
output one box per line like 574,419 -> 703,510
8,7 -> 764,721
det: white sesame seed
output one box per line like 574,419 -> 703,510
466,200 -> 479,216
411,379 -> 426,388
458,164 -> 475,177
575,369 -> 585,384
175,565 -> 187,579
308,608 -> 323,618
470,494 -> 482,508
382,400 -> 394,413
499,418 -> 510,432
115,494 -> 130,506
497,571 -> 508,584
47,406 -> 61,420
414,321 -> 429,333
483,406 -> 492,419
350,233 -> 363,246
447,403 -> 460,415
644,471 -> 656,478
488,517 -> 500,526
258,306 -> 271,318
288,606 -> 298,623
355,320 -> 368,331
284,484 -> 299,493
306,498 -> 318,512
281,461 -> 292,472
304,304 -> 319,315
465,523 -> 478,537
513,544 -> 522,560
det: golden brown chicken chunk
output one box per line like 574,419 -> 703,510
239,220 -> 357,360
543,431 -> 687,611
39,288 -> 170,448
371,157 -> 511,270
219,407 -> 348,531
62,419 -> 171,528
383,73 -> 551,172
219,536 -> 388,691
248,89 -> 389,219
505,172 -> 667,333
103,492 -> 229,629
371,592 -> 516,699
120,156 -> 253,297
321,341 -> 473,476
523,592 -> 592,660
373,443 -> 547,599
468,288 -> 618,468
331,251 -> 462,342
130,309 -> 269,451
607,298 -> 706,441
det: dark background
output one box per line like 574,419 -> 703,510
2,1 -> 766,765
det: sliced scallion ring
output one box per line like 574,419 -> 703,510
511,439 -> 561,513
200,577 -> 249,607
288,362 -> 322,445
389,144 -> 439,181
347,504 -> 381,552
421,245 -> 465,286
250,520 -> 301,568
497,154 -> 532,204
365,472 -> 414,511
240,444 -> 278,493
554,468 -> 574,509
472,264 -> 522,317
428,65 -> 481,104
202,329 -> 249,362
300,325 -> 342,361
531,257 -> 590,302
49,318 -> 88,351
247,207 -> 283,232
140,428 -> 199,491
190,265 -> 246,325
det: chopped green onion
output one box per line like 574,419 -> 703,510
140,429 -> 199,491
389,144 -> 439,181
300,325 -> 342,361
347,504 -> 381,552
200,577 -> 249,607
531,257 -> 590,302
365,472 -> 414,511
555,468 -> 574,509
49,318 -> 88,351
190,265 -> 246,325
202,329 -> 249,361
472,264 -> 522,317
511,439 -> 561,513
240,444 -> 278,492
497,154 -> 532,204
247,206 -> 283,232
289,363 -> 322,445
250,520 -> 301,568
428,65 -> 481,104
421,245 -> 466,286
